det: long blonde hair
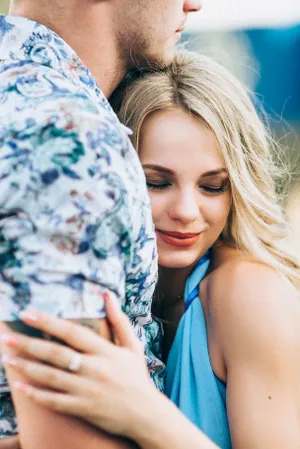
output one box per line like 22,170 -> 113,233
115,50 -> 300,288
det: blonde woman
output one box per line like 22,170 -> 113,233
2,51 -> 300,449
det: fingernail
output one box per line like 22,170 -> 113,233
14,381 -> 29,393
0,334 -> 18,347
19,310 -> 38,323
103,292 -> 111,302
104,292 -> 118,307
2,355 -> 18,367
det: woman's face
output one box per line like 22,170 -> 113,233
139,108 -> 232,269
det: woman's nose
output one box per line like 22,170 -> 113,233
168,190 -> 200,224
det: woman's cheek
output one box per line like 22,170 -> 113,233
148,192 -> 166,224
204,194 -> 231,229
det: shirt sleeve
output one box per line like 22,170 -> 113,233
0,105 -> 135,322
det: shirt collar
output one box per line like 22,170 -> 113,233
0,14 -> 112,110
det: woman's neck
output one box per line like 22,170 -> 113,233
154,266 -> 192,362
157,265 -> 194,306
158,267 -> 187,300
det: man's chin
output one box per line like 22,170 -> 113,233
151,46 -> 177,68
129,47 -> 176,71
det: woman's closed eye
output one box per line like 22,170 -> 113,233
200,182 -> 229,195
146,182 -> 229,194
146,181 -> 172,191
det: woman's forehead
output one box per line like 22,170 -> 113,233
139,109 -> 225,172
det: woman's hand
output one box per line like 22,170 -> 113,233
0,296 -> 160,442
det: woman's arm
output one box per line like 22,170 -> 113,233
128,393 -> 219,449
213,261 -> 300,449
0,319 -> 137,449
0,437 -> 21,449
0,297 -> 218,449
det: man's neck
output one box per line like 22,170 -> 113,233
9,1 -> 126,97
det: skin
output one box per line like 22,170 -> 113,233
0,298 -> 218,449
0,319 -> 132,449
0,438 -> 20,449
9,0 -> 202,97
3,1 -> 201,448
139,109 -> 231,359
140,110 -> 231,271
2,109 -> 300,448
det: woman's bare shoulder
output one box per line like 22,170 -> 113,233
208,244 -> 298,301
205,246 -> 300,346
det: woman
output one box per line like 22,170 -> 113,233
1,51 -> 300,449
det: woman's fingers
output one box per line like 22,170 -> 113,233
14,382 -> 84,415
0,436 -> 21,449
1,333 -> 86,372
106,296 -> 143,353
2,355 -> 82,393
17,309 -> 114,354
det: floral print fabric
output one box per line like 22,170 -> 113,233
0,15 -> 164,437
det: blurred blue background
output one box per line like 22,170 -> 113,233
184,0 -> 300,122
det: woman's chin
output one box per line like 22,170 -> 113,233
158,252 -> 202,270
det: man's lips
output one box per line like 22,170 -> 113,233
176,18 -> 187,33
155,229 -> 201,247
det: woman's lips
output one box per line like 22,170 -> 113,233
156,230 -> 201,247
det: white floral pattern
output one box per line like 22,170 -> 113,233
0,15 -> 164,438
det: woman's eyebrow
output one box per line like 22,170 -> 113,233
142,164 -> 175,175
143,165 -> 227,178
201,168 -> 227,178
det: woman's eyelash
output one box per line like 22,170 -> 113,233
201,185 -> 227,195
146,182 -> 171,191
146,182 -> 229,194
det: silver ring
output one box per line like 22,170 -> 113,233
68,353 -> 82,373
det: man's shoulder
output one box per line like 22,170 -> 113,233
0,61 -> 131,159
0,60 -> 146,208
0,61 -> 115,127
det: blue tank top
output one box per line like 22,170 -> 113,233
165,252 -> 232,449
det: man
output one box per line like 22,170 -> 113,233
0,0 -> 201,448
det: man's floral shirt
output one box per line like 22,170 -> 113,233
0,15 -> 164,437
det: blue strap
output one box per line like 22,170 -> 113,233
184,286 -> 199,312
184,249 -> 212,312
